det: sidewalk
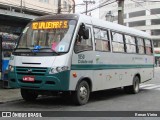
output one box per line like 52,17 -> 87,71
0,88 -> 21,103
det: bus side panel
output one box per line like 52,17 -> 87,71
69,51 -> 95,91
69,70 -> 94,90
69,53 -> 154,91
92,52 -> 154,90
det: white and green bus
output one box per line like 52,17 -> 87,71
8,14 -> 154,105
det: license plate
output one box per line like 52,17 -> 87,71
23,76 -> 35,82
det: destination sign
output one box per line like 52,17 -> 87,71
32,20 -> 68,30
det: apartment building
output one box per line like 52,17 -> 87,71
100,0 -> 160,48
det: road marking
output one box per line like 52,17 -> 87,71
140,84 -> 155,88
140,84 -> 160,90
155,88 -> 160,90
143,85 -> 160,89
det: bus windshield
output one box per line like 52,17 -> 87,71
17,20 -> 77,53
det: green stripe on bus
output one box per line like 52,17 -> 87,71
71,64 -> 154,70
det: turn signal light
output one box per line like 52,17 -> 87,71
72,72 -> 77,78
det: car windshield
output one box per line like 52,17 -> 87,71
17,20 -> 76,53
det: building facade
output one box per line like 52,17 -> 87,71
0,0 -> 74,15
99,0 -> 160,48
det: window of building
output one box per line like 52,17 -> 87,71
137,37 -> 145,54
124,35 -> 136,53
151,8 -> 160,15
145,39 -> 153,55
151,30 -> 160,36
153,40 -> 160,47
129,20 -> 145,27
129,10 -> 145,18
151,19 -> 160,25
94,28 -> 110,52
111,32 -> 124,52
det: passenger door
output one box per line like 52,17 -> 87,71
70,24 -> 95,90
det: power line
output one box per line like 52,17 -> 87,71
81,0 -> 117,14
99,0 -> 113,5
83,0 -> 95,15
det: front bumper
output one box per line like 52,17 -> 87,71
8,67 -> 70,91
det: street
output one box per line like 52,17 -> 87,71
0,68 -> 160,112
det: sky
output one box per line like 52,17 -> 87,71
74,0 -> 100,18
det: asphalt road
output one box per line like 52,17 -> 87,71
0,68 -> 160,119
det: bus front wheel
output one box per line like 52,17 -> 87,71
124,76 -> 140,94
21,89 -> 38,102
72,81 -> 90,105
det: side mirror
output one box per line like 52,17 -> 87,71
83,29 -> 89,39
78,23 -> 89,39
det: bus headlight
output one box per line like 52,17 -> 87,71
56,67 -> 62,73
8,65 -> 14,72
49,66 -> 69,74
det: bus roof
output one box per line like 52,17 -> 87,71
32,14 -> 151,39
78,14 -> 151,39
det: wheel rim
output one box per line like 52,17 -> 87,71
79,85 -> 88,100
134,79 -> 139,92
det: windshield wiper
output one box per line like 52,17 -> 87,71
12,48 -> 34,56
14,48 -> 32,52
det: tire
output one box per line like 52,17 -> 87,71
72,81 -> 90,105
21,89 -> 38,102
124,76 -> 140,94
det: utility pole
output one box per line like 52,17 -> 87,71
83,0 -> 95,15
117,0 -> 124,25
72,0 -> 75,13
58,0 -> 61,14
20,0 -> 22,13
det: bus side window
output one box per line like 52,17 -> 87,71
74,27 -> 93,53
145,39 -> 153,55
94,28 -> 110,52
137,37 -> 145,54
111,31 -> 125,52
124,35 -> 136,53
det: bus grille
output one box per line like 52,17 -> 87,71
16,67 -> 48,76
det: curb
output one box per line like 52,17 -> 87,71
0,98 -> 22,104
